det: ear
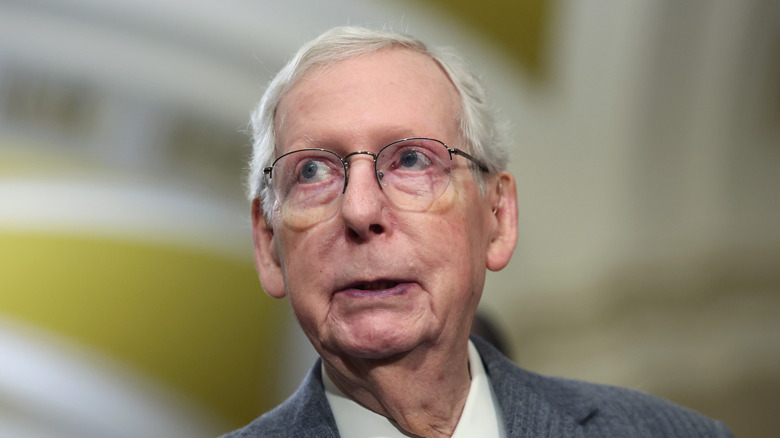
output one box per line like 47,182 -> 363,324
251,198 -> 286,298
486,172 -> 518,271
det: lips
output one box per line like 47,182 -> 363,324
354,280 -> 399,291
336,279 -> 410,298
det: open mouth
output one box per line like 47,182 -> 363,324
354,280 -> 399,291
338,279 -> 409,298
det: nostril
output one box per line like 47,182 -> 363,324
345,224 -> 382,241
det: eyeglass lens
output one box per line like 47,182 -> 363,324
269,138 -> 454,226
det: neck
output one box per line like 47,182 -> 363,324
323,339 -> 471,438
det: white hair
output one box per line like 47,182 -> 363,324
248,26 -> 507,217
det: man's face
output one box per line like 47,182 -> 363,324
253,48 -> 513,360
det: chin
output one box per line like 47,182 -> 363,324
331,323 -> 425,360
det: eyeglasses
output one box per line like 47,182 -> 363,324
263,137 -> 489,226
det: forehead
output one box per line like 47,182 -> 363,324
274,48 -> 462,152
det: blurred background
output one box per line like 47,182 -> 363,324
0,0 -> 778,437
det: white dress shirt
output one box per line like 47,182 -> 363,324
322,340 -> 507,438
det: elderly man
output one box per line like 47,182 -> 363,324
224,26 -> 732,438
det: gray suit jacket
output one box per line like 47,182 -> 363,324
222,336 -> 733,437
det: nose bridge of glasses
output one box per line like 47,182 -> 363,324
340,151 -> 381,194
342,150 -> 378,166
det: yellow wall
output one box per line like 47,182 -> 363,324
1,231 -> 286,428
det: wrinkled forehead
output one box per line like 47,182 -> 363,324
273,48 -> 463,153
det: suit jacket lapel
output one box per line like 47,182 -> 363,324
287,361 -> 340,437
296,338 -> 599,438
472,336 -> 597,438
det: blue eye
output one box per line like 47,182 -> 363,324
301,161 -> 318,179
296,159 -> 333,184
400,150 -> 419,168
393,149 -> 432,171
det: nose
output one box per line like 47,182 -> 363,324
339,154 -> 386,240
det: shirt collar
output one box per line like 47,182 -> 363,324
322,340 -> 507,438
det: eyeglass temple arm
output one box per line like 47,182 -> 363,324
449,149 -> 490,173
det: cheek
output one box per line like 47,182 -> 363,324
280,244 -> 329,335
276,226 -> 337,292
436,199 -> 491,280
410,214 -> 474,280
440,192 -> 485,245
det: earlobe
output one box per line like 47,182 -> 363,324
251,198 -> 287,298
486,172 -> 518,271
